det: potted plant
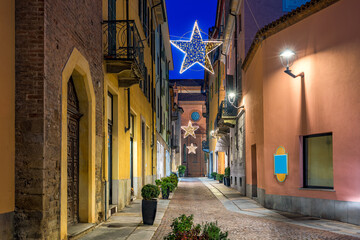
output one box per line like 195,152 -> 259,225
164,214 -> 229,240
169,173 -> 179,188
224,167 -> 230,187
161,181 -> 175,199
178,165 -> 186,177
211,172 -> 217,180
141,184 -> 160,225
216,173 -> 224,183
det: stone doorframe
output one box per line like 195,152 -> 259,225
60,48 -> 96,239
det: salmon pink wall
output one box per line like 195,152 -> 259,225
244,0 -> 360,202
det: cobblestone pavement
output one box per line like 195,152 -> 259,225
152,178 -> 359,240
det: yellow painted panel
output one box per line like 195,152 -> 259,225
0,0 -> 15,214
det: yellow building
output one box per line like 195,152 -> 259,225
0,0 -> 15,238
102,0 -> 168,214
207,58 -> 227,175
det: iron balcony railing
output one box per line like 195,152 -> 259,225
215,100 -> 237,132
220,100 -> 237,119
103,20 -> 145,78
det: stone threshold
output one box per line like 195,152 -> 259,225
68,223 -> 97,240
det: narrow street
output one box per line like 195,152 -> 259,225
152,178 -> 360,240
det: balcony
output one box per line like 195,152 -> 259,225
218,100 -> 237,127
103,20 -> 145,87
214,100 -> 237,136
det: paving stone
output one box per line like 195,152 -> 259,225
152,178 -> 360,240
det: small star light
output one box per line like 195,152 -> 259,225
170,21 -> 222,74
187,143 -> 197,154
181,121 -> 199,139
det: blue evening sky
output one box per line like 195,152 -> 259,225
166,0 -> 218,79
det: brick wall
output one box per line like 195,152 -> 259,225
15,0 -> 104,238
15,0 -> 45,238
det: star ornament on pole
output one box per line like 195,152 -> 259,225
187,143 -> 198,154
170,21 -> 222,74
181,121 -> 199,139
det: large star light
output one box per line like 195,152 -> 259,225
170,21 -> 222,74
187,143 -> 198,154
181,121 -> 199,139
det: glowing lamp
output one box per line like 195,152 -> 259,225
226,92 -> 244,110
228,92 -> 236,104
280,49 -> 304,78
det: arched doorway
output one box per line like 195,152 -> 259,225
60,49 -> 96,239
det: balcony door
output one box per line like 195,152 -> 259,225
108,0 -> 116,57
107,93 -> 113,205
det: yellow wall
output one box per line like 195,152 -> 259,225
103,0 -> 156,184
0,0 -> 15,214
209,61 -> 226,153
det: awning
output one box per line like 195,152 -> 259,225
215,135 -> 230,152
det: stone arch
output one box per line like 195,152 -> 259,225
60,48 -> 96,239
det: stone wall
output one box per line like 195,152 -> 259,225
15,0 -> 104,238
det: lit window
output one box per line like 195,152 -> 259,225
304,133 -> 333,189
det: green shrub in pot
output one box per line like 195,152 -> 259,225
141,184 -> 160,225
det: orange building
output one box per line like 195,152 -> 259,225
242,0 -> 360,225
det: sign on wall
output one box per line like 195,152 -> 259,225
283,0 -> 310,12
274,146 -> 288,182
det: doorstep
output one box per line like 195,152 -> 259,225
68,223 -> 97,240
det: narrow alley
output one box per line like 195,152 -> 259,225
2,0 -> 360,239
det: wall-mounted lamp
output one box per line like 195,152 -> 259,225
280,49 -> 304,78
210,130 -> 216,139
227,92 -> 244,109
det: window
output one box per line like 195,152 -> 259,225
138,0 -> 149,39
191,111 -> 200,121
215,76 -> 218,94
238,15 -> 242,33
304,133 -> 333,189
130,114 -> 134,138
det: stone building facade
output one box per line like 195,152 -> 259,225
11,0 -> 172,239
15,0 -> 104,238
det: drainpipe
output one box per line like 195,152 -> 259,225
125,88 -> 130,132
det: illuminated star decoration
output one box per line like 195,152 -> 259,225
187,143 -> 198,154
170,21 -> 222,74
181,121 -> 199,139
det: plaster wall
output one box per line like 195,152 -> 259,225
244,0 -> 360,203
0,0 -> 15,215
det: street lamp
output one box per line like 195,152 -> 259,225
280,49 -> 304,78
227,92 -> 244,109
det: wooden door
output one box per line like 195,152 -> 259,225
67,78 -> 81,225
